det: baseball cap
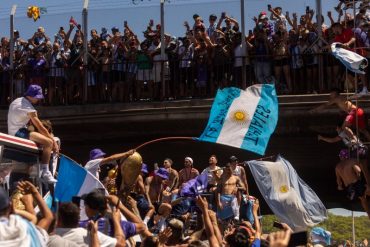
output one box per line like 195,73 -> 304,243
154,168 -> 169,180
81,189 -> 107,212
24,84 -> 44,99
229,155 -> 238,162
89,148 -> 106,160
0,187 -> 10,211
193,14 -> 200,19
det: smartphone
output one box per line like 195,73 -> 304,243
91,213 -> 101,222
306,6 -> 310,13
248,30 -> 253,36
289,231 -> 308,247
273,221 -> 284,229
124,20 -> 128,27
267,4 -> 272,9
149,19 -> 154,26
221,12 -> 226,19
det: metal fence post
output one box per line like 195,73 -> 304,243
9,5 -> 17,101
83,0 -> 89,103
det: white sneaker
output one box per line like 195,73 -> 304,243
41,170 -> 57,184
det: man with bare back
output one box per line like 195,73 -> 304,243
311,88 -> 370,141
216,163 -> 245,221
145,167 -> 169,206
336,149 -> 370,218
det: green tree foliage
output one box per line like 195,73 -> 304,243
260,213 -> 370,242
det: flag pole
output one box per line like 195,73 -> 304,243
352,210 -> 355,244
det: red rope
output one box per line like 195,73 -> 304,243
135,137 -> 196,150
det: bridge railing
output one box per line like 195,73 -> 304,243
0,52 -> 364,106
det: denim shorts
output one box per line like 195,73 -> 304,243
15,128 -> 30,139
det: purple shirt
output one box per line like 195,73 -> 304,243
79,217 -> 136,239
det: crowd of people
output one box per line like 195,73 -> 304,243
0,83 -> 333,247
2,1 -> 370,246
1,1 -> 370,105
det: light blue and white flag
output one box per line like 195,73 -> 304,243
311,227 -> 331,246
331,42 -> 368,74
55,154 -> 106,203
199,84 -> 278,155
248,155 -> 327,231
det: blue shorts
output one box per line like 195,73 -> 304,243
15,128 -> 30,139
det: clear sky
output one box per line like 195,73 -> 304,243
0,0 -> 340,40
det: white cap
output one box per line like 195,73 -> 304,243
185,157 -> 193,165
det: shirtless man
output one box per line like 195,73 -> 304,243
216,164 -> 245,220
311,88 -> 370,141
145,167 -> 169,206
163,158 -> 179,191
201,155 -> 223,192
229,156 -> 249,195
133,164 -> 154,224
318,123 -> 370,188
178,157 -> 199,188
335,149 -> 370,218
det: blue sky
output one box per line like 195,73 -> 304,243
0,0 -> 340,40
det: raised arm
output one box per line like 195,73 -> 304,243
196,196 -> 219,247
111,206 -> 126,247
253,199 -> 261,239
327,11 -> 335,26
17,181 -> 53,231
318,134 -> 341,143
101,149 -> 135,165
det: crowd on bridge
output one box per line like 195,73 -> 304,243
1,1 -> 370,105
2,0 -> 370,244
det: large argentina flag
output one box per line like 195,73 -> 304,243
55,155 -> 106,203
248,155 -> 327,231
199,84 -> 278,155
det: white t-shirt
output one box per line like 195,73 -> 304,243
84,158 -> 104,178
55,227 -> 116,247
7,97 -> 36,136
48,234 -> 79,247
201,166 -> 223,185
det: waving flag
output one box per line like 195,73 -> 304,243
55,155 -> 105,203
199,84 -> 278,155
180,172 -> 208,197
331,42 -> 368,74
248,156 -> 327,231
311,227 -> 331,246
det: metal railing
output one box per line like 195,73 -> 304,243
0,52 -> 366,106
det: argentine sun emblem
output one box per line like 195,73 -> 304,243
231,110 -> 249,125
279,185 -> 289,193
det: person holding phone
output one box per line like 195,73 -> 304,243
55,202 -> 123,247
207,14 -> 218,41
